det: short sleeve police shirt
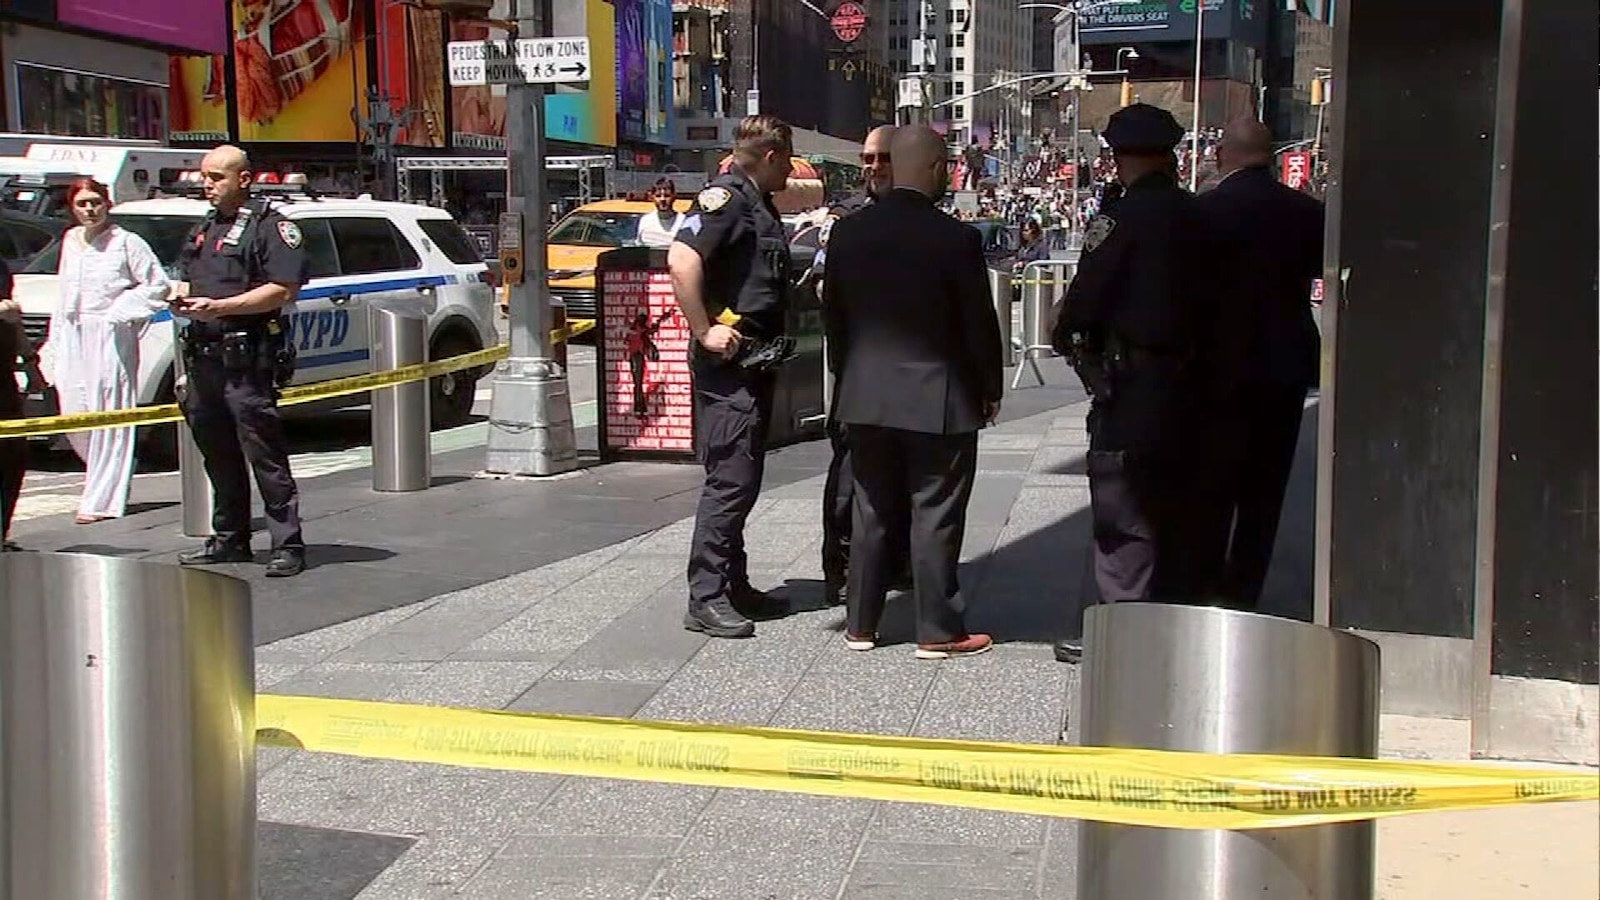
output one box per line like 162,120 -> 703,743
672,182 -> 751,264
254,210 -> 309,289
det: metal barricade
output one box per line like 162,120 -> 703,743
1077,603 -> 1380,900
369,300 -> 433,492
0,553 -> 256,898
1012,258 -> 1076,389
172,316 -> 213,538
987,267 -> 1017,368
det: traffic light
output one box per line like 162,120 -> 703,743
1310,77 -> 1328,106
1120,79 -> 1132,107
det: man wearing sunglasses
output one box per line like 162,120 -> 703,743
815,125 -> 911,606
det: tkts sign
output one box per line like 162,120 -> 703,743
1281,150 -> 1312,190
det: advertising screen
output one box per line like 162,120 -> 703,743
1078,0 -> 1268,48
599,267 -> 695,456
614,0 -> 673,145
58,0 -> 228,55
451,0 -> 617,150
378,0 -> 448,147
167,55 -> 232,143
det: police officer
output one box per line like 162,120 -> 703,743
174,145 -> 308,577
1049,104 -> 1213,662
813,124 -> 903,606
668,115 -> 796,637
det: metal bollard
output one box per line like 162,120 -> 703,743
1011,259 -> 1075,389
1076,603 -> 1380,900
987,267 -> 1016,368
369,300 -> 432,492
172,317 -> 214,537
0,553 -> 256,898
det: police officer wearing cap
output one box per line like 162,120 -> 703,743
810,124 -> 914,606
173,145 -> 308,577
1049,104 -> 1214,662
668,115 -> 797,637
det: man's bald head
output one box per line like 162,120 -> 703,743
890,125 -> 949,196
200,143 -> 254,212
1217,118 -> 1273,174
862,125 -> 897,197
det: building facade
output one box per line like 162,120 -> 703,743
882,0 -> 1031,148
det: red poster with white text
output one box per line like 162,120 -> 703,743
1281,151 -> 1313,191
599,268 -> 695,455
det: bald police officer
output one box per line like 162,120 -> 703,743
1050,104 -> 1213,661
174,145 -> 308,577
668,115 -> 797,637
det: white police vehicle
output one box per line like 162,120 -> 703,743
12,187 -> 499,461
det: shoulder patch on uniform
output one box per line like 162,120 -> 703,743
276,220 -> 304,249
697,186 -> 733,213
1083,215 -> 1116,253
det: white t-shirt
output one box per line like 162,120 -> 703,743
636,209 -> 687,248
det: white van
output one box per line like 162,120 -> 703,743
0,144 -> 207,217
13,193 -> 500,462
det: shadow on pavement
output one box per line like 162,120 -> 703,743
259,822 -> 415,900
301,544 -> 398,571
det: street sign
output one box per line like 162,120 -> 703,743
897,76 -> 922,109
447,37 -> 591,87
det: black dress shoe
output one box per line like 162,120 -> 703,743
178,538 -> 253,566
822,580 -> 845,607
683,597 -> 755,638
1054,638 -> 1082,664
730,584 -> 787,619
265,548 -> 306,578
1,540 -> 21,552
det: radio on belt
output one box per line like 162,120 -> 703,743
498,212 -> 524,285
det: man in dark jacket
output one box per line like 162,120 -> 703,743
1192,118 -> 1325,609
824,125 -> 1004,659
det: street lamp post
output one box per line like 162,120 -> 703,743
1115,46 -> 1138,106
1190,0 -> 1205,191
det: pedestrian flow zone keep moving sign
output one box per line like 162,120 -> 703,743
596,248 -> 696,460
447,37 -> 592,86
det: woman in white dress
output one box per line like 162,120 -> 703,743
43,178 -> 171,523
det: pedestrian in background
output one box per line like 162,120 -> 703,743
1191,118 -> 1325,609
634,178 -> 687,249
669,115 -> 797,638
1049,104 -> 1214,663
824,124 -> 1004,659
40,177 -> 170,524
0,256 -> 37,551
174,145 -> 308,577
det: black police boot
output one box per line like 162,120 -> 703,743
730,583 -> 788,620
178,538 -> 253,566
822,577 -> 845,607
683,597 -> 756,638
265,548 -> 306,578
1054,638 -> 1083,664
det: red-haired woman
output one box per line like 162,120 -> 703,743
40,178 -> 170,523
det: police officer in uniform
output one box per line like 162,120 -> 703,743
174,145 -> 308,577
668,115 -> 797,637
1049,104 -> 1212,662
812,124 -> 911,605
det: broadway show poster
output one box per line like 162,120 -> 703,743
232,0 -> 372,142
600,268 -> 694,455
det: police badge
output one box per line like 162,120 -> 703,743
1083,215 -> 1115,253
697,186 -> 733,213
276,220 -> 304,249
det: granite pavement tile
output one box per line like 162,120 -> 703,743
515,778 -> 718,838
507,678 -> 665,718
544,587 -> 709,682
767,665 -> 939,736
385,660 -> 562,710
268,662 -> 436,702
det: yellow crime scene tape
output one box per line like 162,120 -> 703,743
0,319 -> 596,440
256,694 -> 1598,831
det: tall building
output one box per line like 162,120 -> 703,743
884,0 -> 1032,148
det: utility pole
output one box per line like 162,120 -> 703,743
483,0 -> 579,476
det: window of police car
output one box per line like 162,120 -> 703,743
22,213 -> 194,276
418,218 -> 485,264
329,217 -> 420,275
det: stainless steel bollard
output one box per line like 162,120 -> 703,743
1011,259 -> 1075,389
988,267 -> 1016,367
1076,603 -> 1380,900
0,553 -> 256,899
173,317 -> 214,537
369,300 -> 432,492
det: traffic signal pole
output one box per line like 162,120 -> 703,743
483,0 -> 579,477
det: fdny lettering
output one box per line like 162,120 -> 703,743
286,309 -> 351,351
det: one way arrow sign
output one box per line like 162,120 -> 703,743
447,36 -> 592,87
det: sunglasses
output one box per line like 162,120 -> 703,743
860,152 -> 891,165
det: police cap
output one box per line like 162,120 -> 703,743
1103,103 -> 1186,155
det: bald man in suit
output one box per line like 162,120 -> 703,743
823,125 -> 1003,660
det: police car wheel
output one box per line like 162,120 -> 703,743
429,336 -> 479,429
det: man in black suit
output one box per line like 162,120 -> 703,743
1193,118 -> 1325,609
823,125 -> 1004,660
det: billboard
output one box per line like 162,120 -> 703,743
167,55 -> 232,143
1079,0 -> 1269,48
377,0 -> 447,147
58,0 -> 228,55
614,0 -> 673,144
231,0 -> 371,142
451,0 -> 617,150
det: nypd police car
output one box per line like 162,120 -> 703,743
12,193 -> 499,461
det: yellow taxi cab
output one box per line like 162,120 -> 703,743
538,197 -> 694,324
